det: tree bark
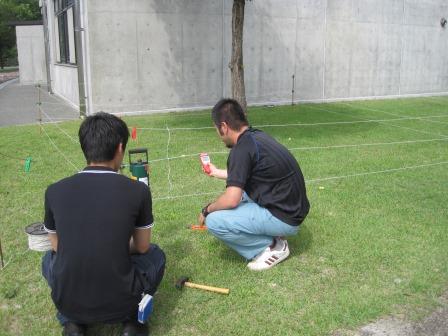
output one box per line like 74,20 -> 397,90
230,0 -> 247,113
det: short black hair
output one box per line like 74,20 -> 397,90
211,98 -> 248,131
78,112 -> 129,164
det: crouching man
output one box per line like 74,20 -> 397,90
199,99 -> 310,271
41,113 -> 165,336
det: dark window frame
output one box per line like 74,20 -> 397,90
55,0 -> 75,65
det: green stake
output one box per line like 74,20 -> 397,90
24,157 -> 32,173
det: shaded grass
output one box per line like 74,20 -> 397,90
0,97 -> 447,335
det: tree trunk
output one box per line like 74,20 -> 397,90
230,0 -> 247,113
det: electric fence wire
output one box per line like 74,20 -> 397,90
340,102 -> 448,125
25,223 -> 52,252
40,108 -> 79,144
165,125 -> 173,194
134,114 -> 448,132
29,87 -> 448,206
138,138 -> 446,164
152,160 -> 448,202
40,124 -> 80,172
306,104 -> 448,138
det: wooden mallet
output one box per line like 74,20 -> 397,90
175,276 -> 229,295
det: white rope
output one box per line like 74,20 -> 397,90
135,114 -> 448,132
287,138 -> 448,152
149,150 -> 229,163
307,161 -> 448,183
40,108 -> 79,144
340,102 -> 448,125
1,257 -> 12,271
153,191 -> 221,201
307,104 -> 448,138
40,124 -> 80,171
152,160 -> 448,202
419,118 -> 448,125
27,234 -> 52,252
146,138 -> 446,164
341,102 -> 448,130
165,126 -> 173,194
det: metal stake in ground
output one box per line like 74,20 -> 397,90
0,237 -> 4,268
37,84 -> 42,133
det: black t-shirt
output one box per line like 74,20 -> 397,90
44,166 -> 153,323
226,128 -> 310,226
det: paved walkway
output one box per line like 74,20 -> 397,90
0,70 -> 19,84
0,80 -> 79,127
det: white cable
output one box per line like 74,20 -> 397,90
25,223 -> 52,251
153,191 -> 221,201
287,138 -> 448,152
307,104 -> 448,138
40,108 -> 79,144
40,124 -> 80,171
135,114 -> 448,132
165,126 -> 173,194
27,234 -> 52,252
341,102 -> 448,125
146,138 -> 446,164
307,161 -> 448,183
152,160 -> 448,202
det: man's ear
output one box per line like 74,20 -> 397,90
116,143 -> 124,156
221,122 -> 229,135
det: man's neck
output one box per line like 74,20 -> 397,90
232,125 -> 249,144
89,161 -> 119,171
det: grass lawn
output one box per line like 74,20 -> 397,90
0,67 -> 18,74
0,96 -> 447,335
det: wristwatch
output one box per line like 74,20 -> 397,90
201,203 -> 211,217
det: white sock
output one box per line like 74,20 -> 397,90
273,237 -> 285,251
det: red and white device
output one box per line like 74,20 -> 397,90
199,153 -> 211,174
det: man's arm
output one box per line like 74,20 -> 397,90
130,228 -> 151,254
208,186 -> 243,211
207,163 -> 228,180
198,186 -> 243,225
48,232 -> 58,252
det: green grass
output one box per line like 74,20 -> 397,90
0,96 -> 447,335
0,67 -> 18,73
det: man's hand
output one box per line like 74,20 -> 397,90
198,187 -> 243,224
48,232 -> 58,252
204,163 -> 228,180
198,212 -> 206,226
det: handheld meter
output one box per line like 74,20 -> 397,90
199,153 -> 211,174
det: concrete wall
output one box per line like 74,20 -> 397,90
16,25 -> 47,85
85,0 -> 448,114
52,64 -> 80,108
44,0 -> 80,109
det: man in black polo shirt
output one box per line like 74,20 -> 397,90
199,99 -> 310,271
41,113 -> 165,336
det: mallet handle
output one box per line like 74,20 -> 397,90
185,281 -> 229,295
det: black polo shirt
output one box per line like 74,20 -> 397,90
44,166 -> 153,323
227,128 -> 310,225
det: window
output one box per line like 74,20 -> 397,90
54,0 -> 76,64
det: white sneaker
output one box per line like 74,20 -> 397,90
247,238 -> 290,271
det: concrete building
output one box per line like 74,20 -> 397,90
41,0 -> 448,116
12,21 -> 47,85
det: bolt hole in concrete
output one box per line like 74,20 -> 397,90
441,17 -> 447,28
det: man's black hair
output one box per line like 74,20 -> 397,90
78,112 -> 129,164
211,98 -> 248,131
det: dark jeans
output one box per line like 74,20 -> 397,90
42,244 -> 166,325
